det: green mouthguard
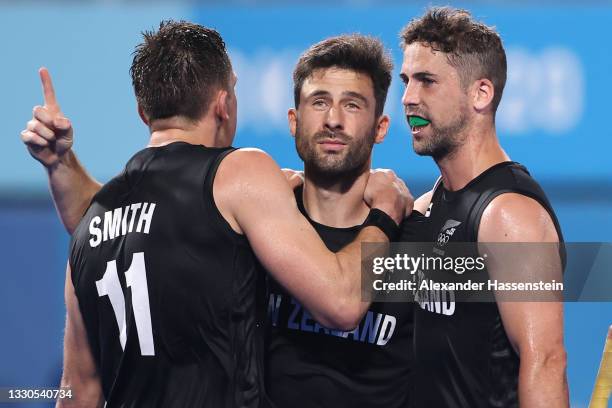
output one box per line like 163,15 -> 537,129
408,116 -> 430,127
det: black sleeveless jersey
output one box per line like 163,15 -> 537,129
265,186 -> 415,408
408,161 -> 564,408
69,142 -> 268,408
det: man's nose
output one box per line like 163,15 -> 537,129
324,105 -> 344,132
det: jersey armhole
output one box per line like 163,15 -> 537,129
425,176 -> 444,217
470,189 -> 565,244
202,148 -> 249,243
431,176 -> 443,193
469,188 -> 567,271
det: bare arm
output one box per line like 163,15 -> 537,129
44,150 -> 101,234
215,149 -> 411,330
479,193 -> 568,408
58,262 -> 104,407
21,68 -> 101,234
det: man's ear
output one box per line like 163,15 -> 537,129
472,78 -> 495,112
374,114 -> 390,144
288,108 -> 298,138
214,89 -> 229,122
138,105 -> 149,126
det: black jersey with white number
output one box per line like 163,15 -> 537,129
408,161 -> 564,408
265,186 -> 415,408
69,142 -> 268,408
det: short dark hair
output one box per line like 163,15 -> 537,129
400,7 -> 507,111
293,35 -> 393,118
130,20 -> 232,122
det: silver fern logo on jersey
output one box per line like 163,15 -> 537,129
436,219 -> 461,247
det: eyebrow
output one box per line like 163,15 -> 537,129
414,71 -> 437,80
342,91 -> 369,106
399,71 -> 438,83
306,90 -> 369,106
307,90 -> 331,99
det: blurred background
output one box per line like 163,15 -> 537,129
1,1 -> 611,407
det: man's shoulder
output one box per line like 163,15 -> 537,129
214,147 -> 283,189
213,146 -> 291,234
479,193 -> 559,243
90,170 -> 130,205
219,147 -> 275,169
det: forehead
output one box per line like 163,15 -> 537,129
400,42 -> 453,75
301,67 -> 374,98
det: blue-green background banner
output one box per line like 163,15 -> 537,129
1,3 -> 610,407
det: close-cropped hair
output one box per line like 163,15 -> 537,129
130,20 -> 232,122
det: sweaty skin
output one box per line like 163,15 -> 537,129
24,68 -> 413,407
401,38 -> 568,408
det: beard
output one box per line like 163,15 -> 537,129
294,121 -> 376,179
412,104 -> 470,161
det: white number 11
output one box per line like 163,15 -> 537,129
95,252 -> 155,356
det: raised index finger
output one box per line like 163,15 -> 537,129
39,67 -> 59,111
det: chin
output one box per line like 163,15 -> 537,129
414,150 -> 431,158
412,142 -> 428,157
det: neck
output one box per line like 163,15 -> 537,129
436,122 -> 510,191
147,115 -> 228,148
302,163 -> 371,228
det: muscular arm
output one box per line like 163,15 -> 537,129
48,151 -> 101,234
58,263 -> 104,408
21,68 -> 101,234
479,193 -> 568,408
215,149 -> 410,330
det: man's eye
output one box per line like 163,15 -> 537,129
346,102 -> 360,110
422,78 -> 434,85
313,100 -> 327,108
